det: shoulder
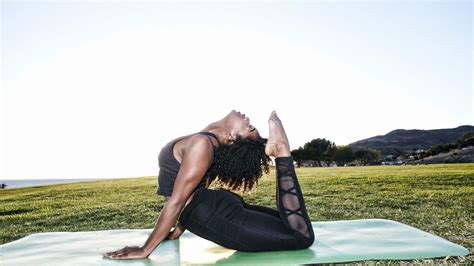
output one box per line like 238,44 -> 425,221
184,134 -> 214,154
180,134 -> 215,168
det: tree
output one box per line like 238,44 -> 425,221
324,143 -> 337,166
291,147 -> 308,167
333,145 -> 355,166
291,138 -> 336,167
354,148 -> 382,165
456,132 -> 474,148
303,138 -> 335,166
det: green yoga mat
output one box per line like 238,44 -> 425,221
0,219 -> 469,265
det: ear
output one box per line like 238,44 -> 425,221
227,133 -> 237,144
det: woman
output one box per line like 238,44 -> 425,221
104,110 -> 314,259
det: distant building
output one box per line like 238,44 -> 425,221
382,155 -> 403,165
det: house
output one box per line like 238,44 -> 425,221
382,155 -> 403,165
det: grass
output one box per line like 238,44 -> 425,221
1,163 -> 473,264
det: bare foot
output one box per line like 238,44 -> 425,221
265,111 -> 291,157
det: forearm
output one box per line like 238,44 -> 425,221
141,201 -> 183,256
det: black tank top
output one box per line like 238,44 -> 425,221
156,132 -> 218,197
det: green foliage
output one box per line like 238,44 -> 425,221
1,164 -> 473,264
291,138 -> 384,166
354,148 -> 383,165
333,145 -> 355,166
291,138 -> 336,166
291,147 -> 308,167
456,132 -> 474,148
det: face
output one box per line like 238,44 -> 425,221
228,110 -> 260,143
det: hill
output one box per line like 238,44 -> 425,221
406,146 -> 474,164
349,125 -> 474,156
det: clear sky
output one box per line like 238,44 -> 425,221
1,1 -> 472,180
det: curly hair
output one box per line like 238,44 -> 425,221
208,138 -> 271,193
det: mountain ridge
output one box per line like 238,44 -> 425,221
349,125 -> 474,156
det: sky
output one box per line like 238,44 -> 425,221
1,1 -> 472,180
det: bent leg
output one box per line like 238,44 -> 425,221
265,111 -> 314,245
275,156 -> 314,244
179,189 -> 312,251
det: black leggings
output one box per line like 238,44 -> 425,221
178,156 -> 315,252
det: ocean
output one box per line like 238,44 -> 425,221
0,179 -> 103,189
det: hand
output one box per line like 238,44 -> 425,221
166,223 -> 185,240
103,245 -> 148,260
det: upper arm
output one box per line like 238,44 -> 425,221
168,136 -> 213,208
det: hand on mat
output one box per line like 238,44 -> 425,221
166,223 -> 186,240
103,245 -> 147,260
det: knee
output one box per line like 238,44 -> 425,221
297,232 -> 315,249
178,213 -> 187,228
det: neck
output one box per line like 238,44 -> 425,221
201,118 -> 231,145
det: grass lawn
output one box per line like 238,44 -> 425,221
1,163 -> 473,264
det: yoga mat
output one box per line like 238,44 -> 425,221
0,219 -> 469,265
